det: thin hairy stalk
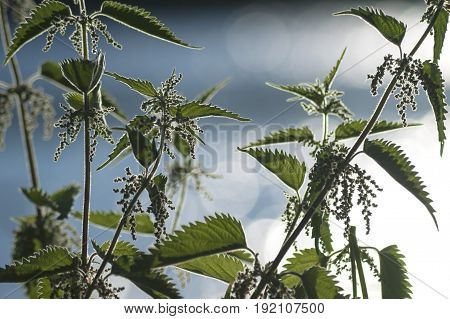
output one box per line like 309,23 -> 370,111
350,255 -> 358,298
85,122 -> 167,298
250,1 -> 445,298
171,175 -> 188,233
78,0 -> 91,268
354,249 -> 368,299
0,3 -> 43,222
322,113 -> 328,142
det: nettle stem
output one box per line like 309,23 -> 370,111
79,0 -> 91,268
250,1 -> 445,298
0,3 -> 42,223
85,122 -> 167,298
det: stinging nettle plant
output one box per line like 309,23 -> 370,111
0,0 -> 447,299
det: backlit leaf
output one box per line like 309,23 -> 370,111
73,211 -> 154,234
324,48 -> 346,92
335,7 -> 406,46
0,246 -> 75,282
335,120 -> 421,141
379,245 -> 412,299
364,139 -> 437,229
98,1 -> 200,49
170,101 -> 250,122
60,53 -> 105,94
433,9 -> 448,63
421,61 -> 448,155
105,72 -> 157,98
4,1 -> 71,63
239,148 -> 306,191
241,127 -> 314,149
127,127 -> 158,168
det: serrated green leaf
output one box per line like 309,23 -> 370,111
0,246 -> 75,282
60,53 -> 105,94
364,139 -> 437,229
21,184 -> 80,219
196,78 -> 231,104
4,1 -> 72,63
105,72 -> 157,98
177,254 -> 244,283
421,61 -> 448,155
324,48 -> 346,92
73,211 -> 154,234
49,184 -> 81,219
335,7 -> 406,46
433,10 -> 448,63
266,82 -> 324,106
300,267 -> 342,299
98,1 -> 200,49
40,61 -> 127,123
227,250 -> 254,263
151,214 -> 247,267
335,120 -> 421,141
97,133 -> 130,170
311,211 -> 333,254
173,133 -> 191,157
170,101 -> 250,122
40,60 -> 77,91
282,249 -> 320,288
241,127 -> 314,149
379,245 -> 412,299
239,148 -> 306,191
127,127 -> 158,168
93,242 -> 180,298
93,240 -> 140,260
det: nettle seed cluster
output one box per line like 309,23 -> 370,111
48,263 -> 123,299
0,85 -> 54,149
307,142 -> 382,235
422,0 -> 450,23
368,55 -> 423,126
231,258 -> 294,299
141,72 -> 203,159
54,99 -> 113,161
44,13 -> 121,55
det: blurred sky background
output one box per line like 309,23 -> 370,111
0,0 -> 449,299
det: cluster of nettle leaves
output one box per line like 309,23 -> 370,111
0,0 -> 447,299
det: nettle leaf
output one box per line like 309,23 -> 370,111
364,139 -> 437,229
239,148 -> 306,191
335,7 -> 406,46
21,184 -> 80,219
40,61 -> 77,91
335,120 -> 421,141
323,48 -> 346,92
105,72 -> 157,98
311,211 -> 334,254
173,133 -> 191,157
127,127 -> 158,168
97,134 -> 130,170
40,61 -> 127,123
73,211 -> 154,234
60,53 -> 105,94
241,127 -> 314,149
227,250 -> 254,263
93,242 -> 180,299
266,82 -> 324,106
177,254 -> 244,283
196,77 -> 231,104
282,249 -> 320,288
151,214 -> 247,266
300,267 -> 343,299
0,246 -> 75,282
433,10 -> 448,63
171,101 -> 250,122
4,1 -> 72,63
379,245 -> 412,299
421,61 -> 448,155
98,1 -> 199,49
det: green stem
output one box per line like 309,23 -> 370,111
349,227 -> 368,299
0,3 -> 42,223
171,175 -> 188,233
78,0 -> 91,268
85,113 -> 167,298
322,113 -> 328,143
250,1 -> 445,299
350,254 -> 358,299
